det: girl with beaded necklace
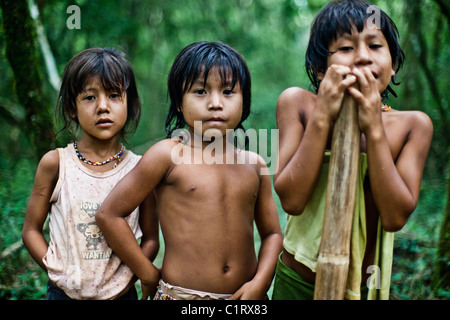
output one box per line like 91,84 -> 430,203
22,48 -> 159,300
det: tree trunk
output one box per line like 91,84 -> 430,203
433,148 -> 450,296
0,0 -> 55,159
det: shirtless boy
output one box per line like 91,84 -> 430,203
96,41 -> 283,300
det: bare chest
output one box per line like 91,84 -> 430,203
163,162 -> 260,203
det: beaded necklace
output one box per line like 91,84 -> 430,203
73,141 -> 125,168
381,104 -> 391,112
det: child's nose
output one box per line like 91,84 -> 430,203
97,95 -> 109,112
208,92 -> 223,110
354,46 -> 372,66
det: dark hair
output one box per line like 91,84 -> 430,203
305,0 -> 405,100
166,41 -> 251,137
56,47 -> 141,140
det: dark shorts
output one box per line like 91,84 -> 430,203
271,254 -> 315,300
271,254 -> 369,300
46,280 -> 138,300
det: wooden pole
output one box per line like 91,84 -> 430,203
314,81 -> 360,300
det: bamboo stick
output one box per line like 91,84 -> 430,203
314,81 -> 360,300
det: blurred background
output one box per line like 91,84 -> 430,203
0,0 -> 448,299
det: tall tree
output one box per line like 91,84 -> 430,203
433,150 -> 450,296
0,0 -> 54,159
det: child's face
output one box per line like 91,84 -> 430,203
74,76 -> 128,141
181,68 -> 243,139
325,25 -> 395,94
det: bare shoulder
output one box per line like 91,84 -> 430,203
277,87 -> 316,112
276,87 -> 317,129
246,150 -> 267,166
407,110 -> 433,131
388,109 -> 431,122
278,87 -> 315,103
40,149 -> 59,165
388,109 -> 433,135
141,138 -> 179,161
37,149 -> 60,180
383,109 -> 433,161
238,150 -> 269,176
137,138 -> 180,176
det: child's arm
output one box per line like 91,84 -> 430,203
349,67 -> 433,231
138,191 -> 159,263
96,140 -> 173,299
231,155 -> 283,300
22,150 -> 59,271
120,191 -> 159,297
274,66 -> 356,215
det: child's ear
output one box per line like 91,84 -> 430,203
70,109 -> 77,119
391,68 -> 396,77
314,67 -> 325,81
317,71 -> 325,81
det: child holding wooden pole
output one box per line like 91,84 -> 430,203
272,0 -> 433,300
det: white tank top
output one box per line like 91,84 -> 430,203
43,143 -> 142,299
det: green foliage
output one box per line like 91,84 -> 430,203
433,149 -> 450,294
390,180 -> 446,299
0,0 -> 55,159
0,156 -> 48,299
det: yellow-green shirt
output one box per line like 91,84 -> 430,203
283,151 -> 394,300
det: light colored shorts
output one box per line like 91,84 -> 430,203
153,279 -> 233,300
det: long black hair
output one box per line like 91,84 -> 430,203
305,0 -> 405,101
165,41 -> 251,137
56,47 -> 141,140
